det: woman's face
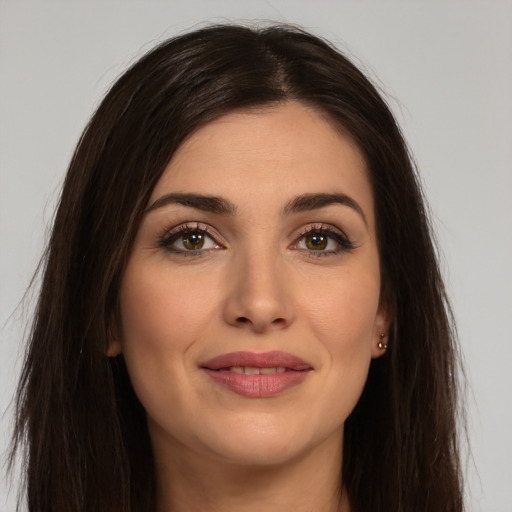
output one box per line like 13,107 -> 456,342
115,101 -> 388,467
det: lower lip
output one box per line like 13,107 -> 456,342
202,369 -> 310,398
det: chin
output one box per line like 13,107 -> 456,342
194,413 -> 331,467
208,437 -> 308,467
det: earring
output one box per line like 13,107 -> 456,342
378,333 -> 388,350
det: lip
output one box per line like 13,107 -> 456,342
200,351 -> 313,398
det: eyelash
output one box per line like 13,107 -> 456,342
158,222 -> 220,257
158,222 -> 355,258
294,223 -> 356,257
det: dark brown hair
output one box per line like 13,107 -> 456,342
11,23 -> 464,511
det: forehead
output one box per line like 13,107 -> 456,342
150,101 -> 374,226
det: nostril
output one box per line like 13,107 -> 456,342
235,316 -> 287,327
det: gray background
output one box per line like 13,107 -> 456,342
1,1 -> 511,510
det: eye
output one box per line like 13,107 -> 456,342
159,224 -> 222,254
300,232 -> 336,251
292,225 -> 355,256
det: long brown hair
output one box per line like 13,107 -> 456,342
11,24 -> 464,511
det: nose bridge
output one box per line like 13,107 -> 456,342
223,234 -> 292,332
244,244 -> 282,300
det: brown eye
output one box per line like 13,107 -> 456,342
293,226 -> 354,256
182,231 -> 205,250
161,226 -> 221,254
305,232 -> 328,250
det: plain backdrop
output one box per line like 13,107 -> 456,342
1,1 -> 511,511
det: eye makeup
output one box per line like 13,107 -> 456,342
158,222 -> 223,257
157,220 -> 356,259
291,223 -> 356,258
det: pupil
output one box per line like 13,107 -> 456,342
183,232 -> 204,250
306,233 -> 327,250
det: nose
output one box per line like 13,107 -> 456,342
222,247 -> 294,334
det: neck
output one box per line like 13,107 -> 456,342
152,428 -> 350,512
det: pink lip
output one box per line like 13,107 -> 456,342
200,351 -> 313,398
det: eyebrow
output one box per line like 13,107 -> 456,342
145,193 -> 237,215
145,191 -> 367,226
283,193 -> 368,227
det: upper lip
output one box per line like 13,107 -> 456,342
200,351 -> 313,371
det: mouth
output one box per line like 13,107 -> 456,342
216,366 -> 289,374
200,351 -> 313,398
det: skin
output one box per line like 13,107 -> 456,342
112,101 -> 389,512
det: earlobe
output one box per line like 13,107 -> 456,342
106,315 -> 122,357
377,333 -> 388,351
371,333 -> 389,359
371,303 -> 392,359
106,339 -> 122,357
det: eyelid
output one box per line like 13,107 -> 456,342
159,222 -> 225,253
157,221 -> 355,257
290,223 -> 356,253
294,222 -> 345,239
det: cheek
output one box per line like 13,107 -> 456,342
120,261 -> 217,349
117,260 -> 220,400
304,267 -> 381,349
120,271 -> 179,352
117,261 -> 224,442
299,265 -> 381,417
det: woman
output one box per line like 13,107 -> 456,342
11,24 -> 464,511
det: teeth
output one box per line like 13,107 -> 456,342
227,366 -> 287,374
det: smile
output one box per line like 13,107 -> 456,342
200,351 -> 313,398
222,366 -> 287,374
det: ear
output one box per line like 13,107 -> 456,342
106,339 -> 122,357
371,301 -> 392,359
106,313 -> 122,357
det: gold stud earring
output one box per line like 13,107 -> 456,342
378,333 -> 388,350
